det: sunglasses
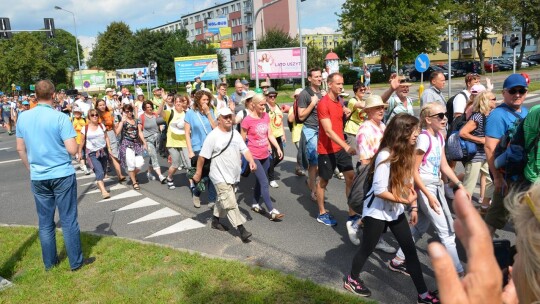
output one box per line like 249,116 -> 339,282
429,112 -> 447,119
507,87 -> 527,95
89,114 -> 99,117
358,89 -> 367,93
268,95 -> 277,99
221,115 -> 232,120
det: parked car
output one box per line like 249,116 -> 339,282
490,59 -> 512,71
523,59 -> 538,66
452,60 -> 482,73
437,63 -> 466,77
484,61 -> 499,73
401,64 -> 415,75
409,65 -> 452,82
527,54 -> 540,64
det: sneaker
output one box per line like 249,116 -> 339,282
159,175 -> 167,184
317,213 -> 337,226
343,275 -> 371,297
234,185 -> 239,193
167,178 -> 175,190
269,180 -> 279,188
388,260 -> 410,276
334,172 -> 345,180
269,209 -> 284,221
444,184 -> 455,200
251,204 -> 261,213
147,172 -> 156,181
193,196 -> 201,208
295,168 -> 306,176
375,238 -> 396,254
418,291 -> 440,304
84,169 -> 92,175
346,220 -> 360,245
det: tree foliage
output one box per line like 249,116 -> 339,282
87,22 -> 133,70
257,28 -> 299,49
0,29 -> 81,93
339,0 -> 445,75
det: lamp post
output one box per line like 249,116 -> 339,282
54,6 -> 82,91
253,0 -> 283,88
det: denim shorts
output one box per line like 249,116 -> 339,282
303,127 -> 318,166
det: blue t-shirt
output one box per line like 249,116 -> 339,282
184,109 -> 215,152
485,103 -> 528,139
16,104 -> 77,180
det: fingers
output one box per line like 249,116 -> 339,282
428,242 -> 467,303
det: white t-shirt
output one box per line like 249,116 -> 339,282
199,128 -> 248,185
452,90 -> 471,115
362,149 -> 405,221
81,124 -> 107,152
215,96 -> 228,110
417,131 -> 444,180
75,100 -> 91,117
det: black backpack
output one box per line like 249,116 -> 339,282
347,164 -> 375,214
446,91 -> 467,125
294,87 -> 316,124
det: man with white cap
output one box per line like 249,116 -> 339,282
193,107 -> 256,243
104,88 -> 116,111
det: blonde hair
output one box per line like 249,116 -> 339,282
506,184 -> 540,302
419,102 -> 443,129
472,91 -> 493,116
251,93 -> 266,105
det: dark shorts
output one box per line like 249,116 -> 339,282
484,179 -> 531,230
318,149 -> 354,181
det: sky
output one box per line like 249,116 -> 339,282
2,0 -> 345,50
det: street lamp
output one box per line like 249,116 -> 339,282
54,6 -> 83,91
253,0 -> 283,88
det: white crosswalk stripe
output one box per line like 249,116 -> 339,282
113,198 -> 160,212
85,183 -> 126,194
146,219 -> 206,239
128,207 -> 180,224
97,189 -> 141,202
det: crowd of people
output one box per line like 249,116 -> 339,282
8,69 -> 540,303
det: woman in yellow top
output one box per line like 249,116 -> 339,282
157,94 -> 190,190
265,87 -> 285,188
72,106 -> 90,175
343,80 -> 367,153
288,88 -> 306,176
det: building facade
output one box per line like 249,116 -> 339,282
302,33 -> 345,51
151,0 -> 298,76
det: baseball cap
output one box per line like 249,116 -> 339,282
153,87 -> 161,91
241,90 -> 256,104
265,87 -> 277,96
471,84 -> 486,94
137,92 -> 144,96
503,74 -> 528,89
72,106 -> 82,113
105,88 -> 114,93
22,101 -> 29,105
218,107 -> 233,117
241,79 -> 249,85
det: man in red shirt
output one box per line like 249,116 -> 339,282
316,73 -> 357,226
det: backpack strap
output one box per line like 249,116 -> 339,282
421,130 -> 442,166
167,109 -> 175,126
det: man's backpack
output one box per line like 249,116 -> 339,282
446,91 -> 467,126
494,108 -> 528,178
347,164 -> 375,215
294,87 -> 316,124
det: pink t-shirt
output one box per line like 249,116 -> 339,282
356,120 -> 386,161
241,112 -> 270,159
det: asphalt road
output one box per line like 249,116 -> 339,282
1,92 -> 538,303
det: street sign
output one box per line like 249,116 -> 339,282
415,53 -> 430,73
394,39 -> 401,51
29,85 -> 35,91
15,86 -> 20,91
489,37 -> 497,46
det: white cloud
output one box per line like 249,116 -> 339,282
302,27 -> 340,35
78,36 -> 96,50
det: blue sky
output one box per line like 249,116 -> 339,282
3,0 -> 345,50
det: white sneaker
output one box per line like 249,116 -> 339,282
269,180 -> 279,188
444,184 -> 455,200
251,204 -> 261,213
193,196 -> 201,208
346,220 -> 360,245
84,169 -> 92,175
147,172 -> 156,181
375,238 -> 397,254
269,208 -> 284,221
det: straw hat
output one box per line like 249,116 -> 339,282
363,95 -> 387,109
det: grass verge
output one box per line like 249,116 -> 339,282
0,226 -> 372,304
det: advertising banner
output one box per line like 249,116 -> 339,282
74,71 -> 107,90
115,67 -> 156,86
174,55 -> 219,83
206,17 -> 232,49
249,47 -> 307,79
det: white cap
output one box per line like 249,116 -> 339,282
218,107 -> 233,116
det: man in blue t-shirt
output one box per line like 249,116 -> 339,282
484,74 -> 529,235
16,80 -> 93,271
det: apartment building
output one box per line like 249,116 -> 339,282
302,33 -> 345,51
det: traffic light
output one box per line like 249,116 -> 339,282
0,17 -> 12,39
510,36 -> 519,49
439,41 -> 449,54
44,18 -> 55,38
393,50 -> 399,59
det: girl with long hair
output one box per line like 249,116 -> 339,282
78,109 -> 111,199
95,98 -> 126,182
344,113 -> 439,303
389,103 -> 466,278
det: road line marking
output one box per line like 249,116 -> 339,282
113,197 -> 160,212
0,147 -> 11,151
128,207 -> 180,224
0,159 -> 21,164
145,218 -> 205,238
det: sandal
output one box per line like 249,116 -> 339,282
133,183 -> 140,190
102,192 -> 111,199
118,176 -> 126,183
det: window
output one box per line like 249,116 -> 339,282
190,17 -> 193,24
239,61 -> 245,69
222,7 -> 228,14
238,32 -> 243,40
209,11 -> 213,18
231,5 -> 235,12
203,13 -> 207,19
237,3 -> 241,10
237,18 -> 242,25
190,29 -> 194,36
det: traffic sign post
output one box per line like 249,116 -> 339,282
415,53 -> 430,106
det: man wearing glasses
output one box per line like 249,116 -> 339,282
484,74 -> 529,236
381,75 -> 414,123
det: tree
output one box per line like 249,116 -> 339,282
339,0 -> 445,75
257,28 -> 299,49
43,29 -> 84,86
333,40 -> 354,64
87,22 -> 133,70
502,0 -> 540,69
450,0 -> 511,74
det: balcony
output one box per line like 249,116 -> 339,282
244,6 -> 252,14
462,48 -> 473,56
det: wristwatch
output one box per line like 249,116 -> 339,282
453,181 -> 463,191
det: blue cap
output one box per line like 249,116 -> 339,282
22,101 -> 29,105
503,74 -> 528,89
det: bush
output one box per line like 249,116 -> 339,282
340,67 -> 360,85
370,71 -> 387,84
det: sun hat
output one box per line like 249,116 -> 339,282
260,81 -> 270,88
265,87 -> 278,96
105,88 -> 114,93
72,106 -> 82,113
241,90 -> 256,105
363,95 -> 387,109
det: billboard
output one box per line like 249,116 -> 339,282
206,18 -> 232,49
115,67 -> 156,86
74,71 -> 106,90
249,47 -> 307,79
174,55 -> 219,83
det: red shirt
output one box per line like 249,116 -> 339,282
317,95 -> 344,155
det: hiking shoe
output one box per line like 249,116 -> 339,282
211,220 -> 229,231
147,172 -> 156,181
167,178 -> 175,190
251,204 -> 261,213
159,175 -> 167,184
269,180 -> 279,188
346,220 -> 360,245
193,196 -> 201,208
418,291 -> 440,304
375,238 -> 396,253
269,209 -> 284,221
317,213 -> 337,226
343,275 -> 371,297
388,260 -> 410,276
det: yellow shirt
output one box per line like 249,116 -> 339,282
163,109 -> 187,148
288,107 -> 303,143
343,97 -> 367,135
268,104 -> 284,138
72,117 -> 87,145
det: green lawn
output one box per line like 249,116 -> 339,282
0,226 -> 372,304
